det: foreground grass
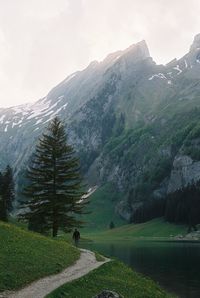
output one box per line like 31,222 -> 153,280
83,218 -> 187,241
47,260 -> 175,298
0,221 -> 80,291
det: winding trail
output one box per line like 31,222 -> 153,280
2,249 -> 109,298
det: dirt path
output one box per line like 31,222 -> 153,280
2,249 -> 109,298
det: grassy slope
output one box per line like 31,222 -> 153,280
83,218 -> 187,241
0,221 -> 79,291
47,260 -> 175,298
80,184 -> 126,232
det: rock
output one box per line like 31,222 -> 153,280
168,155 -> 200,193
190,33 -> 200,51
173,155 -> 193,169
94,290 -> 123,298
116,200 -> 133,222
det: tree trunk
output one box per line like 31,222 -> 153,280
2,197 -> 8,222
52,222 -> 58,237
52,151 -> 58,238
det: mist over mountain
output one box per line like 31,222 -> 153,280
1,34 -> 200,222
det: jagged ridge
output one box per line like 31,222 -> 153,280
1,35 -> 200,221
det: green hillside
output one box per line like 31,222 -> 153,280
83,218 -> 187,241
80,183 -> 126,232
0,221 -> 79,291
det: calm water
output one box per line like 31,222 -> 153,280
82,241 -> 200,298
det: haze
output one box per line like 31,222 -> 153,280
0,0 -> 200,108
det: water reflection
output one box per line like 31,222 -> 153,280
82,241 -> 200,298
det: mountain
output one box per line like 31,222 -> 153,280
1,34 -> 200,222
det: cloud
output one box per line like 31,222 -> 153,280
0,0 -> 200,107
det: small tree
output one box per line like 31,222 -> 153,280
109,221 -> 115,229
19,117 -> 87,237
0,165 -> 15,221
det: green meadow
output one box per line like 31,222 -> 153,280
83,218 -> 187,241
0,221 -> 79,291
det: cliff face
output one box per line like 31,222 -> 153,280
1,35 -> 200,220
86,105 -> 200,220
168,156 -> 200,193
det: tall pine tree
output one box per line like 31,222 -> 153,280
19,117 -> 87,237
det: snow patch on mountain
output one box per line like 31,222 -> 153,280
0,114 -> 5,123
12,119 -> 23,128
184,59 -> 188,68
148,73 -> 167,80
0,93 -> 69,135
35,118 -> 43,125
27,100 -> 50,120
11,104 -> 30,116
173,65 -> 182,75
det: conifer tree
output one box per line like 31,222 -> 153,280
0,171 -> 2,193
109,221 -> 115,229
0,165 -> 15,221
19,117 -> 87,237
0,171 -> 3,220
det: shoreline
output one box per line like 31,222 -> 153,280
82,236 -> 200,243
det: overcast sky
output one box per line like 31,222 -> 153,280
0,0 -> 200,108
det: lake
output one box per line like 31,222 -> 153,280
82,240 -> 200,298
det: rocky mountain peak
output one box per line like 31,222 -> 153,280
2,33 -> 200,223
190,33 -> 200,51
102,40 -> 150,67
103,50 -> 123,65
124,40 -> 150,60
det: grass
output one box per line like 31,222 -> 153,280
0,221 -> 80,291
79,183 -> 126,232
46,260 -> 175,298
83,218 -> 187,241
94,251 -> 105,262
0,216 -> 186,296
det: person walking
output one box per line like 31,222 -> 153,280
72,228 -> 80,247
